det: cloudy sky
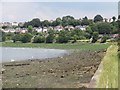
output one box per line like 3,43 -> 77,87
1,1 -> 118,22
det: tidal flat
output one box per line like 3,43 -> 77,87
2,49 -> 106,88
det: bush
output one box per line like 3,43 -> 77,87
33,36 -> 45,43
57,31 -> 70,43
91,32 -> 99,43
46,35 -> 54,43
12,34 -> 22,43
100,35 -> 107,43
21,33 -> 32,43
0,31 -> 6,42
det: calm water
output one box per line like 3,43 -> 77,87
1,47 -> 68,63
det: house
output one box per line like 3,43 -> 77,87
43,27 -> 48,32
47,26 -> 53,31
75,25 -> 87,31
12,22 -> 18,26
2,22 -> 12,27
9,29 -> 16,33
18,22 -> 24,27
2,29 -> 9,33
54,25 -> 64,31
65,25 -> 74,31
35,27 -> 42,33
15,28 -> 28,33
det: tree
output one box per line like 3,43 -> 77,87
81,16 -> 90,26
96,22 -> 113,34
41,20 -> 50,27
33,35 -> 45,43
57,30 -> 70,43
12,34 -> 22,43
62,15 -> 75,27
94,15 -> 103,22
46,29 -> 55,43
23,18 -> 41,28
100,35 -> 107,43
21,33 -> 32,43
27,25 -> 33,33
112,16 -> 116,22
91,32 -> 99,43
2,26 -> 8,29
0,31 -> 6,42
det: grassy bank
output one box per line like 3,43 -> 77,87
97,45 -> 118,88
1,42 -> 110,51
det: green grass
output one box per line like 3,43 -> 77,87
97,45 -> 118,88
1,42 -> 110,51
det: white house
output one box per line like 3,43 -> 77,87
75,25 -> 87,31
9,29 -> 16,33
65,25 -> 74,31
35,27 -> 42,33
54,25 -> 64,31
12,22 -> 18,26
43,27 -> 48,32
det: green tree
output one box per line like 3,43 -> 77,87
2,26 -> 8,29
0,31 -> 6,42
91,32 -> 99,43
97,22 -> 113,34
33,35 -> 45,43
46,29 -> 55,43
100,35 -> 107,43
57,30 -> 70,43
28,25 -> 33,33
21,33 -> 32,43
81,16 -> 90,26
62,15 -> 75,27
12,34 -> 22,43
112,16 -> 116,22
94,15 -> 103,22
24,18 -> 41,28
41,20 -> 50,28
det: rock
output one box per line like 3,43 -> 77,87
1,68 -> 5,74
26,73 -> 30,76
16,73 -> 19,75
61,75 -> 65,78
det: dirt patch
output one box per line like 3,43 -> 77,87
2,50 -> 105,88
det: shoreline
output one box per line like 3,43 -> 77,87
2,49 -> 106,88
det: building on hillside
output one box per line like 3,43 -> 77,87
18,22 -> 25,27
54,25 -> 64,31
35,27 -> 43,33
9,29 -> 16,33
65,25 -> 74,31
12,22 -> 18,26
75,25 -> 87,31
43,27 -> 48,32
1,22 -> 12,27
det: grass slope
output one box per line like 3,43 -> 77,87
1,42 -> 110,51
97,45 -> 118,88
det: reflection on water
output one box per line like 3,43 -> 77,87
1,47 -> 68,63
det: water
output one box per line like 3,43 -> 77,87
1,47 -> 68,63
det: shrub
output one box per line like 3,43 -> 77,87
33,36 -> 45,43
91,32 -> 99,43
100,35 -> 107,43
21,33 -> 32,43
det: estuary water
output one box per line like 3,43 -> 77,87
1,47 -> 68,63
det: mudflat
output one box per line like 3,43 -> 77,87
2,50 -> 105,88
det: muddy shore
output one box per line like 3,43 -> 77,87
2,50 -> 106,88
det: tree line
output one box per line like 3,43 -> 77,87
0,14 -> 119,43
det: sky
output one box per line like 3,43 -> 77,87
1,1 -> 119,22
